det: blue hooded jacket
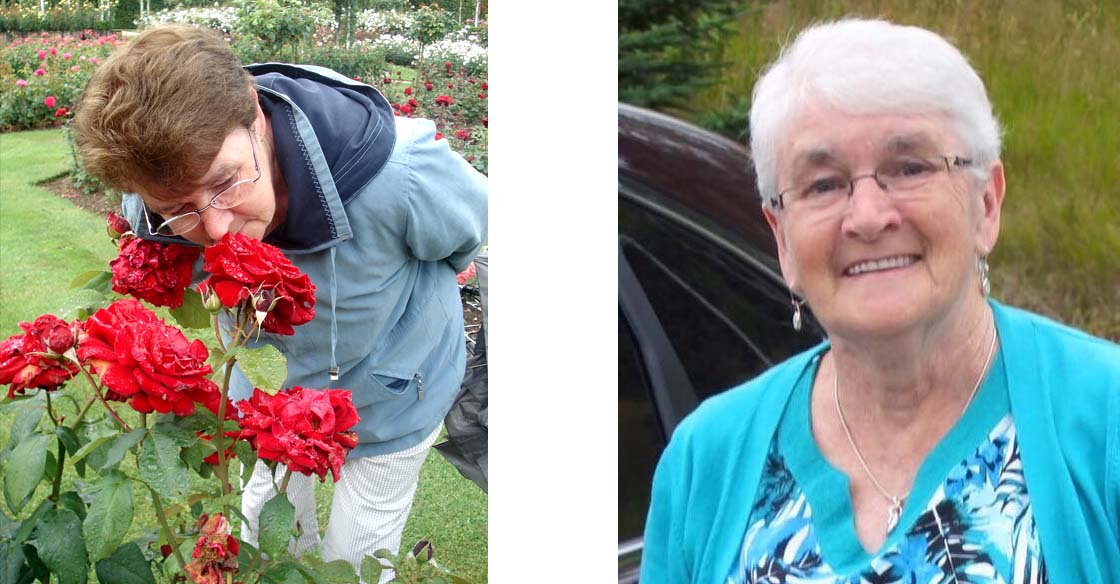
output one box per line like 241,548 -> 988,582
123,63 -> 488,457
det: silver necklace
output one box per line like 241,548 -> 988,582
832,320 -> 998,536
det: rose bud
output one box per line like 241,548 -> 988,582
106,211 -> 131,239
160,544 -> 173,559
44,322 -> 74,355
412,539 -> 434,562
252,288 -> 279,328
198,283 -> 222,313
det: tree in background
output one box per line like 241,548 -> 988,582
619,0 -> 741,111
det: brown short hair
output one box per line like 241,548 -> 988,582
72,25 -> 256,198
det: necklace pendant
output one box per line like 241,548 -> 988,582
885,497 -> 902,535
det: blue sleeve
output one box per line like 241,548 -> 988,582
640,429 -> 693,583
401,120 -> 487,272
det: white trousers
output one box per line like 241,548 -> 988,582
239,425 -> 441,583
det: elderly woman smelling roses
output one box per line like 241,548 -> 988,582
641,18 -> 1120,584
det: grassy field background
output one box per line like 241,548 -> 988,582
689,0 -> 1120,340
0,129 -> 487,582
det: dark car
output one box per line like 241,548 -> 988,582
618,104 -> 824,582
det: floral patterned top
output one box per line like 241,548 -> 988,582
727,349 -> 1048,584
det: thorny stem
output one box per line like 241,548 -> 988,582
46,392 -> 66,503
214,358 -> 236,506
77,364 -> 131,432
148,484 -> 187,569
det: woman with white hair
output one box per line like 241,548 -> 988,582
641,18 -> 1120,583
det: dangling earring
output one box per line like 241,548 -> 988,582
977,255 -> 991,297
791,295 -> 807,331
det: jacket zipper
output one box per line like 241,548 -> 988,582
415,373 -> 424,400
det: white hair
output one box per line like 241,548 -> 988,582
749,18 -> 1002,204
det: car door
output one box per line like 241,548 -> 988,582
618,179 -> 822,582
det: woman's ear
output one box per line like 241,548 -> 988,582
763,207 -> 799,294
976,160 -> 1005,255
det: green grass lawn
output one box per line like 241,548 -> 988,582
0,129 -> 488,583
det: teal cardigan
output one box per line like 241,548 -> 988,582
640,301 -> 1120,583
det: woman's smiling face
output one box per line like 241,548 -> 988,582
764,105 -> 1004,340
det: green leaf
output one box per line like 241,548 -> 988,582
83,473 -> 134,563
57,491 -> 86,522
360,555 -> 384,584
3,433 -> 50,513
318,558 -> 358,580
169,289 -> 211,330
68,270 -> 111,292
263,560 -> 308,584
150,420 -> 200,447
57,289 -> 109,322
34,507 -> 88,584
94,542 -> 155,584
2,405 -> 44,457
15,501 -> 51,543
1,540 -> 31,584
68,433 -> 115,467
54,426 -> 81,456
137,431 -> 191,501
233,439 -> 258,484
97,428 -> 146,471
237,344 -> 287,393
258,493 -> 295,559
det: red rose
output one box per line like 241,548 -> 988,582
408,98 -> 418,108
455,129 -> 471,140
444,61 -> 452,69
424,81 -> 433,91
391,102 -> 401,110
404,86 -> 412,96
482,116 -> 488,127
198,430 -> 239,466
400,103 -> 413,115
434,95 -> 453,107
481,81 -> 487,90
201,233 -> 316,336
456,262 -> 476,286
448,83 -> 454,89
435,131 -> 444,141
478,92 -> 486,99
383,76 -> 392,84
185,513 -> 239,584
77,299 -> 222,416
44,95 -> 56,108
0,315 -> 79,398
110,235 -> 201,308
236,386 -> 359,482
54,107 -> 67,117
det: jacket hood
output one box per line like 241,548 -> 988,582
250,63 -> 397,253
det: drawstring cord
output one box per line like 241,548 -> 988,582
328,247 -> 339,381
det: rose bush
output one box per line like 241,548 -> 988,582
0,223 -> 438,584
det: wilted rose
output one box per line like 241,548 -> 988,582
185,513 -> 239,584
110,235 -> 201,308
77,299 -> 224,416
201,233 -> 315,336
237,386 -> 359,482
0,315 -> 79,398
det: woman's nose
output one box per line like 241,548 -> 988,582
841,176 -> 901,240
199,207 -> 234,244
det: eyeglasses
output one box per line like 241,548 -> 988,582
771,155 -> 973,213
144,127 -> 261,236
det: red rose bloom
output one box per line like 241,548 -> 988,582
434,131 -> 444,140
110,235 -> 201,308
482,116 -> 488,127
481,81 -> 487,90
77,299 -> 222,416
0,315 -> 78,398
435,95 -> 453,107
404,86 -> 412,96
444,61 -> 452,69
185,513 -> 239,584
201,233 -> 315,336
424,81 -> 434,91
236,386 -> 359,482
455,129 -> 471,140
54,107 -> 67,117
400,103 -> 413,115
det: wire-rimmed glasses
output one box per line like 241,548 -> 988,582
770,155 -> 973,213
143,127 -> 261,236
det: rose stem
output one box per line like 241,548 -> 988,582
45,392 -> 66,503
279,468 -> 293,493
148,484 -> 187,568
77,364 -> 131,432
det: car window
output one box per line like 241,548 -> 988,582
618,314 -> 663,544
619,191 -> 820,402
